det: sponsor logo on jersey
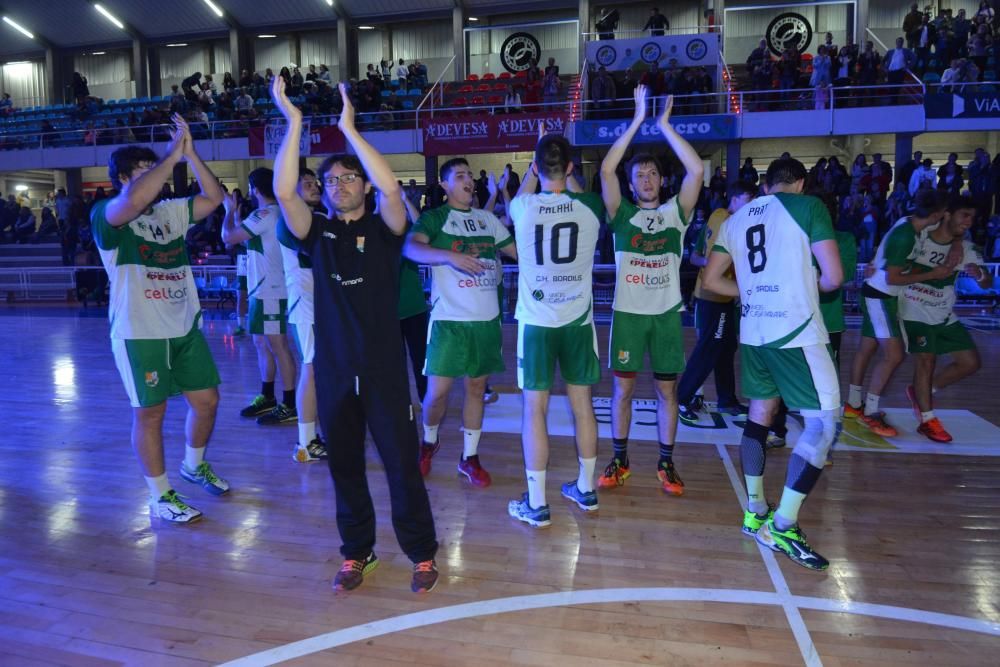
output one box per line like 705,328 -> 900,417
552,274 -> 582,282
458,275 -> 499,289
629,234 -> 670,253
144,286 -> 189,301
145,269 -> 187,282
138,243 -> 185,266
532,289 -> 545,301
755,285 -> 781,293
144,371 -> 159,388
625,273 -> 669,285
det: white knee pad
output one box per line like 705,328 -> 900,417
795,409 -> 839,468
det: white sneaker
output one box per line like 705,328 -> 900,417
150,490 -> 203,524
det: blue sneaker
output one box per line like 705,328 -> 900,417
180,461 -> 230,496
560,480 -> 599,511
507,492 -> 551,528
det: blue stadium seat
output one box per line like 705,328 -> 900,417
408,88 -> 422,96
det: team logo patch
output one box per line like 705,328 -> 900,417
686,38 -> 708,61
640,42 -> 662,64
766,12 -> 812,56
617,350 -> 630,364
144,371 -> 159,388
531,289 -> 545,301
356,236 -> 365,253
500,32 -> 541,73
595,45 -> 617,67
916,336 -> 928,348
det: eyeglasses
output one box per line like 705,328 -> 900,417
323,173 -> 361,186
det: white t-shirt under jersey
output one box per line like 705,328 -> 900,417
242,203 -> 288,301
509,190 -> 604,327
713,192 -> 835,348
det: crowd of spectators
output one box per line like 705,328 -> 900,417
587,62 -> 716,117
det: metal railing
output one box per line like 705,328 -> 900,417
925,80 -> 1000,94
418,54 -> 457,115
581,25 -> 723,40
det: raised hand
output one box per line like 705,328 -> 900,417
487,172 -> 498,197
657,95 -> 675,131
633,84 -> 649,123
165,113 -> 187,160
337,82 -> 355,133
222,191 -> 239,213
271,75 -> 301,122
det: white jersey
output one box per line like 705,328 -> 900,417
276,215 -> 314,325
714,192 -> 834,348
91,197 -> 201,340
609,196 -> 690,315
865,217 -> 927,297
510,191 -> 604,327
243,203 -> 287,301
412,205 -> 513,322
900,236 -> 982,325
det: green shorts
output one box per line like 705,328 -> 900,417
424,317 -> 505,378
248,297 -> 287,335
902,319 -> 976,355
860,295 -> 900,339
111,324 -> 221,408
517,320 -> 600,391
609,309 -> 685,375
740,343 -> 840,412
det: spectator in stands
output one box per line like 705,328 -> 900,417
395,59 -> 409,87
31,207 -> 59,243
318,64 -> 333,84
904,5 -> 923,48
911,14 -> 936,73
590,66 -> 616,118
909,158 -> 937,194
169,85 -> 187,112
504,164 -> 520,197
545,57 -> 559,78
278,67 -> 292,89
503,84 -> 523,113
884,37 -> 916,101
305,64 -> 318,84
14,206 -> 36,244
821,32 -> 838,58
747,39 -> 771,89
987,214 -> 1000,261
291,67 -> 304,94
216,91 -> 235,120
542,68 -> 561,105
850,154 -> 869,191
941,58 -> 964,90
976,0 -> 995,23
953,10 -> 972,58
898,150 -> 922,188
618,67 -> 638,100
380,60 -> 391,81
414,61 -> 428,87
968,148 -> 992,217
526,59 -> 542,85
0,92 -> 12,115
857,41 -> 881,86
72,72 -> 90,105
937,153 -> 965,194
811,45 -> 833,109
366,63 -> 381,86
223,72 -> 236,92
886,180 -> 910,223
969,24 -> 992,81
739,158 -> 758,184
833,45 -> 855,87
825,156 -> 848,195
595,7 -> 620,40
239,69 -> 253,89
640,61 -> 664,96
182,71 -> 203,102
643,7 -> 670,36
779,45 -> 801,93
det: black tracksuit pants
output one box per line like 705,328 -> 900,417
677,298 -> 739,407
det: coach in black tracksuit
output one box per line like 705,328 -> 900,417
271,77 -> 437,592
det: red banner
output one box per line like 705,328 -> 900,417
421,113 -> 568,156
248,121 -> 345,158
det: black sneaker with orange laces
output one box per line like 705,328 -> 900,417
333,552 -> 379,591
411,560 -> 439,593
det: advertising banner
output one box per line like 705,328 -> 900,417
572,115 -> 738,145
584,34 -> 720,71
421,113 -> 567,156
248,120 -> 345,157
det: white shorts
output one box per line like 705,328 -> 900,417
292,322 -> 315,364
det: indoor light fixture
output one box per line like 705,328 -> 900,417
14,185 -> 28,191
202,0 -> 224,18
2,16 -> 34,39
166,43 -> 188,47
358,25 -> 374,30
469,17 -> 479,22
258,34 -> 277,38
91,51 -> 106,55
94,3 -> 125,30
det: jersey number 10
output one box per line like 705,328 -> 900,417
534,222 -> 579,265
746,223 -> 767,273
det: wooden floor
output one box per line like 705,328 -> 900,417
1,303 -> 999,666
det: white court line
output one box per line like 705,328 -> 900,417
716,443 -> 823,667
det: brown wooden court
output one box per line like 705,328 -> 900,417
1,305 -> 998,666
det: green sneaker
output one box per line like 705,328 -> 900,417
239,394 -> 276,418
757,518 -> 829,571
741,505 -> 774,537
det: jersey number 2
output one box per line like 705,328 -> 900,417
535,222 -> 579,265
746,224 -> 767,273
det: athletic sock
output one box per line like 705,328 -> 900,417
423,423 -> 439,445
282,389 -> 295,407
261,381 -> 275,399
463,428 -> 481,459
577,456 -> 597,493
612,437 -> 628,465
848,384 -> 863,408
298,421 -> 317,448
526,469 -> 546,509
145,473 -> 171,499
740,420 -> 769,514
776,455 -> 823,528
184,444 -> 205,471
864,393 -> 880,416
658,441 -> 675,465
921,410 -> 935,423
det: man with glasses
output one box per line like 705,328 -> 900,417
271,77 -> 439,594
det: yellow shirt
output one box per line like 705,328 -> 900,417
693,208 -> 734,303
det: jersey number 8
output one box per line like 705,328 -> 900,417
746,223 -> 767,273
534,222 -> 579,265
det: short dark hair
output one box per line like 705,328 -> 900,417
299,167 -> 316,179
948,194 -> 977,213
625,153 -> 661,179
317,154 -> 367,185
912,189 -> 947,216
248,167 -> 275,199
107,146 -> 158,185
765,157 -> 808,187
535,134 -> 572,179
440,158 -> 469,182
729,180 -> 758,201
